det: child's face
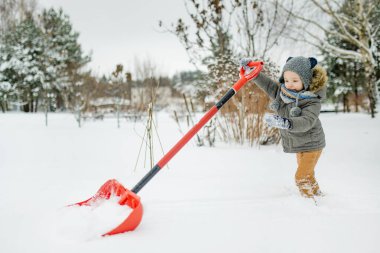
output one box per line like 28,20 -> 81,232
284,71 -> 304,91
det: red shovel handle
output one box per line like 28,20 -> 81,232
131,61 -> 264,194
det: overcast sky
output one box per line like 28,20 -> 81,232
38,0 -> 196,77
37,0 -> 314,78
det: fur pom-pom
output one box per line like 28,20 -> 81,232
290,107 -> 302,117
269,100 -> 280,111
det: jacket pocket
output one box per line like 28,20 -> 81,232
310,127 -> 325,145
290,132 -> 312,149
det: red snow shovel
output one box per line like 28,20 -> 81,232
71,60 -> 264,236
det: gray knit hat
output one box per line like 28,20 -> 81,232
279,56 -> 318,90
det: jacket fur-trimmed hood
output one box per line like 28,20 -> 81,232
309,65 -> 328,98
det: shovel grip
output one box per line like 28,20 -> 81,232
131,61 -> 264,194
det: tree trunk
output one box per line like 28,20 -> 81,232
117,105 -> 120,128
30,91 -> 34,113
367,82 -> 376,118
358,7 -> 377,118
126,72 -> 132,102
354,87 -> 359,112
45,108 -> 48,126
343,93 -> 349,113
56,93 -> 63,110
23,103 -> 30,112
77,110 -> 81,128
364,61 -> 377,118
35,97 -> 39,112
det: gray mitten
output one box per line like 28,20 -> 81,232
239,58 -> 253,70
264,114 -> 292,129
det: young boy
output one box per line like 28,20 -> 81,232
241,56 -> 328,198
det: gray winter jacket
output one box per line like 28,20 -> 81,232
253,66 -> 327,153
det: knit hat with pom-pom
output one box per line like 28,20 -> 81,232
279,56 -> 318,91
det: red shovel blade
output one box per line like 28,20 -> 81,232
70,179 -> 143,236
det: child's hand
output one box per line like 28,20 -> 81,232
264,114 -> 292,130
239,58 -> 257,80
240,58 -> 253,69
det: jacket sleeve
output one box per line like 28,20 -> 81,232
289,100 -> 321,133
253,72 -> 279,100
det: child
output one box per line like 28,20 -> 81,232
240,56 -> 328,198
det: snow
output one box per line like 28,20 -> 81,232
334,86 -> 351,96
0,112 -> 379,253
57,197 -> 133,241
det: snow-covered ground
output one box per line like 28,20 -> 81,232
0,112 -> 379,253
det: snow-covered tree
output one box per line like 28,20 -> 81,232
0,0 -> 38,34
172,70 -> 205,97
0,70 -> 12,112
68,79 -> 86,127
0,6 -> 90,113
0,15 -> 46,112
161,0 -> 284,145
108,64 -> 129,128
321,1 -> 370,113
0,0 -> 39,112
280,0 -> 380,117
40,7 -> 91,110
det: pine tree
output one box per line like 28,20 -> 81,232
0,15 -> 46,112
0,7 -> 91,113
40,7 -> 91,111
322,0 -> 379,113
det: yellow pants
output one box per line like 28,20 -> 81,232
295,149 -> 323,198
